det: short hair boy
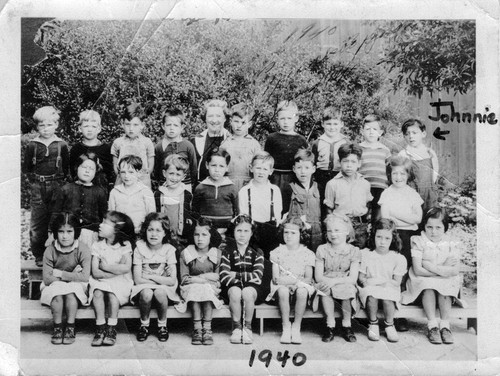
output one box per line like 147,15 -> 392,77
324,143 -> 373,248
238,151 -> 283,257
311,106 -> 348,218
154,108 -> 198,192
358,114 -> 391,225
23,106 -> 70,266
69,109 -> 115,191
220,103 -> 261,192
154,154 -> 195,248
108,155 -> 156,233
264,100 -> 308,213
283,148 -> 322,252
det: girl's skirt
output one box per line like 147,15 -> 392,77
40,281 -> 89,306
312,282 -> 359,313
130,283 -> 181,304
88,275 -> 133,306
401,267 -> 467,307
265,281 -> 316,305
358,284 -> 402,310
180,283 -> 223,309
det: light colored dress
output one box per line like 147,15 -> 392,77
130,240 -> 181,303
402,233 -> 466,307
266,244 -> 316,301
315,243 -> 361,311
358,248 -> 407,309
179,245 -> 224,309
88,240 -> 134,306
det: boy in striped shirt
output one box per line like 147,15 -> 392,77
358,115 -> 391,225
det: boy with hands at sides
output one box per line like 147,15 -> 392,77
69,110 -> 114,191
220,103 -> 261,192
358,115 -> 391,225
311,107 -> 347,217
324,143 -> 373,249
23,106 -> 70,266
111,102 -> 155,189
154,108 -> 197,192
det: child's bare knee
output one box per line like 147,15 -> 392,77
51,295 -> 63,304
241,287 -> 256,301
93,289 -> 104,299
228,286 -> 242,301
140,289 -> 154,302
295,287 -> 308,299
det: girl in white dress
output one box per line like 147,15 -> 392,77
131,213 -> 181,342
402,207 -> 463,345
89,211 -> 135,347
266,215 -> 316,345
41,213 -> 91,345
358,218 -> 407,342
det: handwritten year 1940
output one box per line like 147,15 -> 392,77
248,349 -> 307,368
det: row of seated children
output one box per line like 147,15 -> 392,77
23,100 -> 438,268
41,207 -> 462,348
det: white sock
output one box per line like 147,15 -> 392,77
427,319 -> 438,329
440,320 -> 450,329
107,318 -> 118,326
157,319 -> 167,327
140,319 -> 150,327
96,319 -> 106,326
342,318 -> 351,328
326,317 -> 336,328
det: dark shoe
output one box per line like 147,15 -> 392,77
427,327 -> 442,344
102,325 -> 117,346
341,326 -> 357,343
136,325 -> 149,342
158,326 -> 169,342
91,325 -> 106,346
35,256 -> 43,267
63,326 -> 75,345
321,327 -> 335,342
202,328 -> 214,345
395,318 -> 409,332
440,328 -> 454,344
51,326 -> 63,345
191,329 -> 203,345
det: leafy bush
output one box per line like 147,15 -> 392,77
439,174 -> 476,226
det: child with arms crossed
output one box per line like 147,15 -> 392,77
41,213 -> 91,345
402,208 -> 464,345
89,211 -> 135,347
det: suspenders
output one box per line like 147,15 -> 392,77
32,141 -> 62,173
247,186 -> 275,222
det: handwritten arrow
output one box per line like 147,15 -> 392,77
433,127 -> 450,140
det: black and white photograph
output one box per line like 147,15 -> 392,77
1,0 -> 499,375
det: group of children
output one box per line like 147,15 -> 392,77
24,99 -> 463,348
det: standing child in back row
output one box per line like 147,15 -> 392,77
311,107 -> 347,217
111,102 -> 155,188
154,108 -> 197,191
398,119 -> 439,213
264,100 -> 308,213
23,106 -> 70,266
69,110 -> 114,191
220,103 -> 261,192
358,115 -> 391,226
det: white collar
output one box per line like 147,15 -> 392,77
183,245 -> 219,264
54,239 -> 79,253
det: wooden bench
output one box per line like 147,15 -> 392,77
21,299 -> 477,336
